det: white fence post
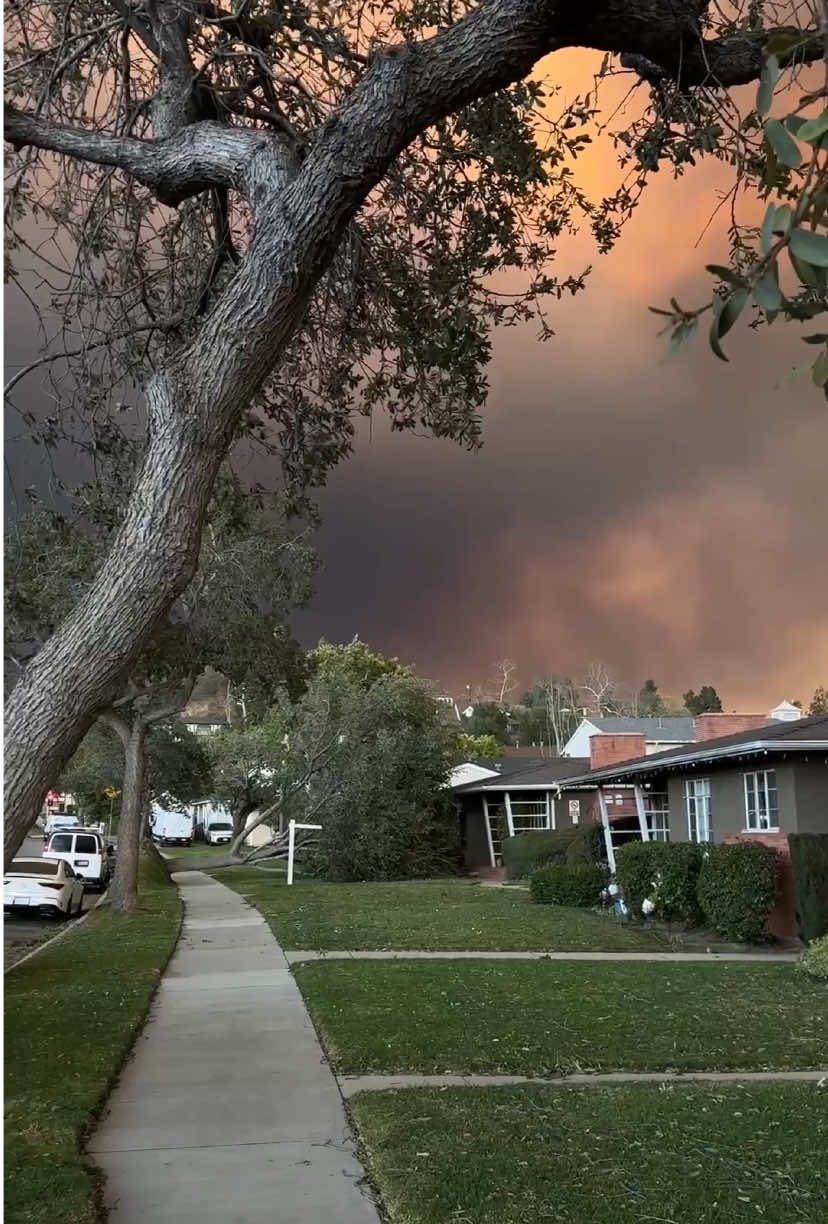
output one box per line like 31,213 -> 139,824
287,819 -> 296,886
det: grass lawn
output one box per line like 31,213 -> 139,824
217,871 -> 659,951
351,1082 -> 828,1224
4,851 -> 181,1224
295,959 -> 828,1073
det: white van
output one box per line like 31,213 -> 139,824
151,809 -> 194,846
44,829 -> 113,890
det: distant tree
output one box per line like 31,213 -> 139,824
683,686 -> 724,715
488,660 -> 519,705
578,662 -> 618,718
809,687 -> 828,715
638,679 -> 667,717
464,702 -> 510,745
455,733 -> 501,761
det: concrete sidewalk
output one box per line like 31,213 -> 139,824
88,872 -> 380,1224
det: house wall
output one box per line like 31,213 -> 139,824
792,759 -> 828,832
561,721 -> 600,759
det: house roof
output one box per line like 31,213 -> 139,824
563,713 -> 828,786
587,716 -> 695,739
454,757 -> 591,793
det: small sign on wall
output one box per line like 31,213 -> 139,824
569,799 -> 580,825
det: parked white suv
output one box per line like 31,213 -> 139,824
44,829 -> 113,890
205,820 -> 233,846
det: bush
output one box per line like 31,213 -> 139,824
697,842 -> 778,944
789,834 -> 828,944
565,823 -> 605,865
501,828 -> 580,880
798,934 -> 828,982
530,863 -> 606,908
656,842 -> 705,924
615,841 -> 663,918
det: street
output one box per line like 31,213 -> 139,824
4,834 -> 98,969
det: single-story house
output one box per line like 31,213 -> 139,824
453,712 -> 828,875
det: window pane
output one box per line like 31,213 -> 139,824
76,836 -> 98,853
50,835 -> 73,852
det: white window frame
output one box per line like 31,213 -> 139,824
743,769 -> 780,832
685,778 -> 712,843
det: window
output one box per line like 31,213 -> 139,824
75,835 -> 99,854
508,792 -> 549,834
645,793 -> 670,842
8,860 -> 59,876
50,834 -> 74,853
569,799 -> 580,825
744,770 -> 779,831
685,778 -> 712,842
64,863 -> 76,879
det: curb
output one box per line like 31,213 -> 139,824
4,887 -> 109,974
284,949 -> 799,964
338,1069 -> 828,1097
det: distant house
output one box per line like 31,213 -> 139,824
562,716 -> 695,759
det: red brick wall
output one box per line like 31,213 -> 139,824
693,713 -> 769,741
590,734 -> 646,769
723,832 -> 798,941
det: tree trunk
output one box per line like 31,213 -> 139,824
108,722 -> 146,914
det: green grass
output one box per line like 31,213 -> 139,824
217,871 -> 659,950
4,851 -> 182,1224
295,959 -> 828,1073
351,1083 -> 828,1224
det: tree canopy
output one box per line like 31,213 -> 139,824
5,0 -> 827,865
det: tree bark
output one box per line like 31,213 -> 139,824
5,0 -> 813,869
107,720 -> 146,914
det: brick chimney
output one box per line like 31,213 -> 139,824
693,713 -> 770,742
590,733 -> 646,769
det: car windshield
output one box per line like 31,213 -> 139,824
210,823 -> 232,831
49,834 -> 74,852
75,835 -> 99,853
7,860 -> 60,876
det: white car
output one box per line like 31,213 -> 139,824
205,821 -> 233,846
44,829 -> 113,890
4,858 -> 85,920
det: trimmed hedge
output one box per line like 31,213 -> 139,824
798,933 -> 828,982
530,863 -> 606,908
697,842 -> 778,944
501,828 -> 580,880
655,842 -> 705,924
789,833 -> 828,944
615,841 -> 662,918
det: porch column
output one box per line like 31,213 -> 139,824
504,792 -> 515,838
597,787 -> 616,875
633,784 -> 650,841
481,797 -> 496,869
546,790 -> 554,830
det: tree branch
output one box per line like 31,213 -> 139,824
4,108 -> 279,205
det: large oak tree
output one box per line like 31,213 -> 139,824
4,0 -> 825,863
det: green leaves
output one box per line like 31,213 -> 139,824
765,118 -> 802,168
789,227 -> 828,267
796,110 -> 828,146
756,55 -> 779,118
709,289 -> 748,362
753,262 -> 782,312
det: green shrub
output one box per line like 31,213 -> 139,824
798,934 -> 828,982
530,862 -> 606,907
789,833 -> 828,944
656,842 -> 705,924
501,828 -> 580,880
615,841 -> 663,918
565,823 -> 605,865
697,842 -> 778,944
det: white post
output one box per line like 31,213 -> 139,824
482,797 -> 496,869
598,787 -> 616,875
287,819 -> 296,886
633,784 -> 650,841
504,792 -> 515,838
546,790 -> 554,830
